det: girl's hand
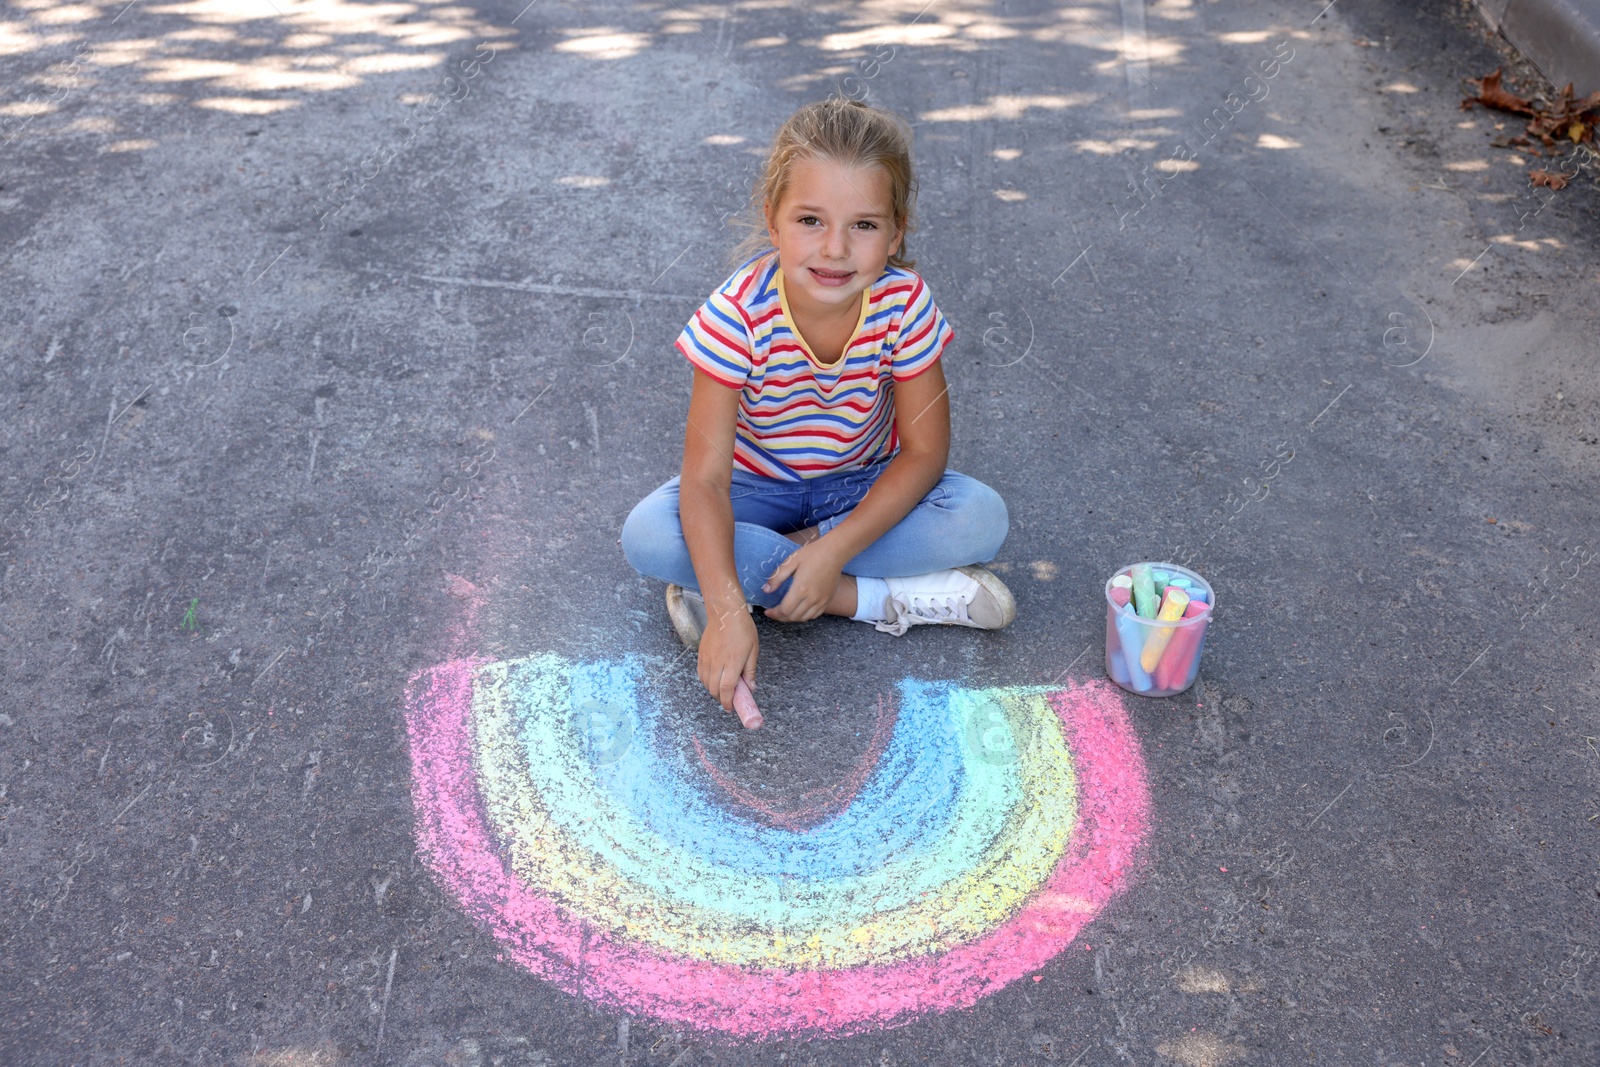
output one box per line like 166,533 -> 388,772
762,541 -> 846,623
697,603 -> 760,714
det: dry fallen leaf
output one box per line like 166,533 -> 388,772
1527,83 -> 1600,145
1466,71 -> 1600,154
1529,169 -> 1570,190
1463,68 -> 1535,115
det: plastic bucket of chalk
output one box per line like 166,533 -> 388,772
1104,562 -> 1215,698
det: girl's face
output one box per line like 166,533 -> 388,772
764,156 -> 903,315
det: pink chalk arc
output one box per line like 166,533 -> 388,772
404,659 -> 1149,1040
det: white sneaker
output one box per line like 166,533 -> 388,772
665,584 -> 708,648
874,566 -> 1016,637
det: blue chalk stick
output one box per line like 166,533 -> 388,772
1114,609 -> 1153,691
1107,646 -> 1131,686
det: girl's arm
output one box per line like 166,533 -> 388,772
680,367 -> 760,710
762,361 -> 950,620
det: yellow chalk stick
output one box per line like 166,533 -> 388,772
1140,586 -> 1191,672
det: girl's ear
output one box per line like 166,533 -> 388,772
888,225 -> 904,259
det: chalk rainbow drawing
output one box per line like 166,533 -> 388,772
404,652 -> 1148,1040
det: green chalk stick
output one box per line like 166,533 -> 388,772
1131,564 -> 1159,619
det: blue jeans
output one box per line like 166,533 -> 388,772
620,459 -> 1009,610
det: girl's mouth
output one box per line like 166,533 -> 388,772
809,267 -> 854,287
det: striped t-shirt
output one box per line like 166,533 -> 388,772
675,250 -> 954,481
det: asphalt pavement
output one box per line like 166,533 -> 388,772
2,1 -> 1598,1065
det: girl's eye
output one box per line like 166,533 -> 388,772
799,216 -> 821,226
854,221 -> 877,230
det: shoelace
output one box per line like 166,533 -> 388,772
904,594 -> 972,624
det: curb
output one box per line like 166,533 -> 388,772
1473,0 -> 1600,96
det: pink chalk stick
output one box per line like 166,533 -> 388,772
1152,601 -> 1210,690
733,677 -> 763,729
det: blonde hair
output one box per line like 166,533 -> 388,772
728,96 -> 919,272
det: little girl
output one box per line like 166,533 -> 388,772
621,96 -> 1014,718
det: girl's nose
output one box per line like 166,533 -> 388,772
824,226 -> 848,259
